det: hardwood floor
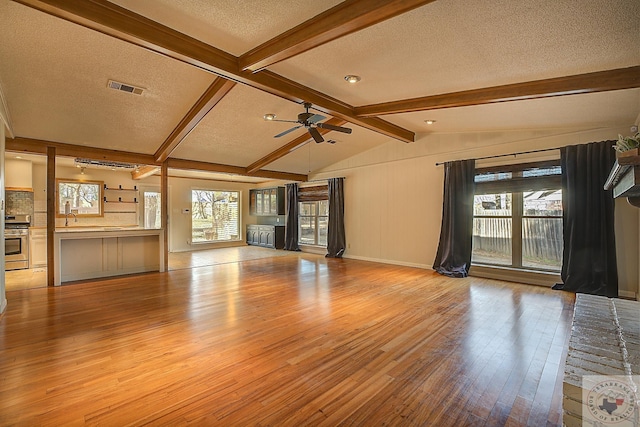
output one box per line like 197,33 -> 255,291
4,246 -> 293,291
0,252 -> 575,426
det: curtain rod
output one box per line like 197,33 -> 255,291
435,147 -> 559,166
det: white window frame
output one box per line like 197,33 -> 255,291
298,200 -> 328,247
191,189 -> 240,244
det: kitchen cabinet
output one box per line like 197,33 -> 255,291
5,159 -> 33,191
29,227 -> 47,268
246,225 -> 285,249
249,187 -> 285,216
53,228 -> 164,286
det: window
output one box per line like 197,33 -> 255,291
299,200 -> 328,246
143,191 -> 161,229
191,190 -> 240,243
57,179 -> 103,217
472,161 -> 562,272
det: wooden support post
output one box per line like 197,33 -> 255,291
161,161 -> 169,272
46,146 -> 56,286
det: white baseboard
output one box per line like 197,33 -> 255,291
342,254 -> 430,270
619,290 -> 638,300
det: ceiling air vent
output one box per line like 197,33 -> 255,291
107,79 -> 144,95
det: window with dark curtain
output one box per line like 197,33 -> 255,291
472,160 -> 563,272
283,183 -> 300,251
433,159 -> 475,277
553,140 -> 618,297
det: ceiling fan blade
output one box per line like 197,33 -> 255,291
274,125 -> 302,138
316,122 -> 353,134
271,119 -> 299,124
308,127 -> 324,143
307,114 -> 326,124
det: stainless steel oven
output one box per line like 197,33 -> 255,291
5,214 -> 30,271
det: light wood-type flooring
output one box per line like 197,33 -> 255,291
4,246 -> 294,291
1,250 -> 575,425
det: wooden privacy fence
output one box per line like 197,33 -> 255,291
473,217 -> 562,262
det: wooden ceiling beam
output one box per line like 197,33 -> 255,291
238,0 -> 435,72
154,77 -> 236,163
355,66 -> 640,116
167,158 -> 307,182
13,0 -> 414,143
131,165 -> 159,180
245,118 -> 347,174
6,137 -> 159,165
6,136 -> 307,181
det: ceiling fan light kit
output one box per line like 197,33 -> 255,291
267,102 -> 352,143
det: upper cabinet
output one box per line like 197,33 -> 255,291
5,159 -> 33,191
250,187 -> 285,216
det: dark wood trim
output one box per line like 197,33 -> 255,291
46,146 -> 56,287
356,66 -> 640,116
167,158 -> 308,182
245,118 -> 347,174
154,77 -> 237,162
239,0 -> 435,72
14,0 -> 414,143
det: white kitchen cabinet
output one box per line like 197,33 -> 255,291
29,227 -> 47,268
53,228 -> 164,285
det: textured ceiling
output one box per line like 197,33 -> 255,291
0,0 -> 638,182
269,0 -> 640,105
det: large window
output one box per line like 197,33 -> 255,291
299,200 -> 328,246
57,179 -> 103,217
472,161 -> 563,272
191,190 -> 240,243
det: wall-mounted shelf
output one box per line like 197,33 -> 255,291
103,185 -> 139,204
604,149 -> 640,207
104,185 -> 138,191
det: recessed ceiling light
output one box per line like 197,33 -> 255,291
15,156 -> 22,159
263,113 -> 276,121
424,120 -> 436,125
344,75 -> 361,84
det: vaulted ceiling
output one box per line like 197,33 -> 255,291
1,0 -> 639,182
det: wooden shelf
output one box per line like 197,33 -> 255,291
604,150 -> 640,197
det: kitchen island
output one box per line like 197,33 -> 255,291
53,227 -> 165,286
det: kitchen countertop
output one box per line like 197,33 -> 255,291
55,226 -> 151,233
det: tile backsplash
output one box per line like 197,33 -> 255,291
6,190 -> 34,218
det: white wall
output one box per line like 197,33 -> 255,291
167,176 -> 260,252
314,125 -> 639,299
